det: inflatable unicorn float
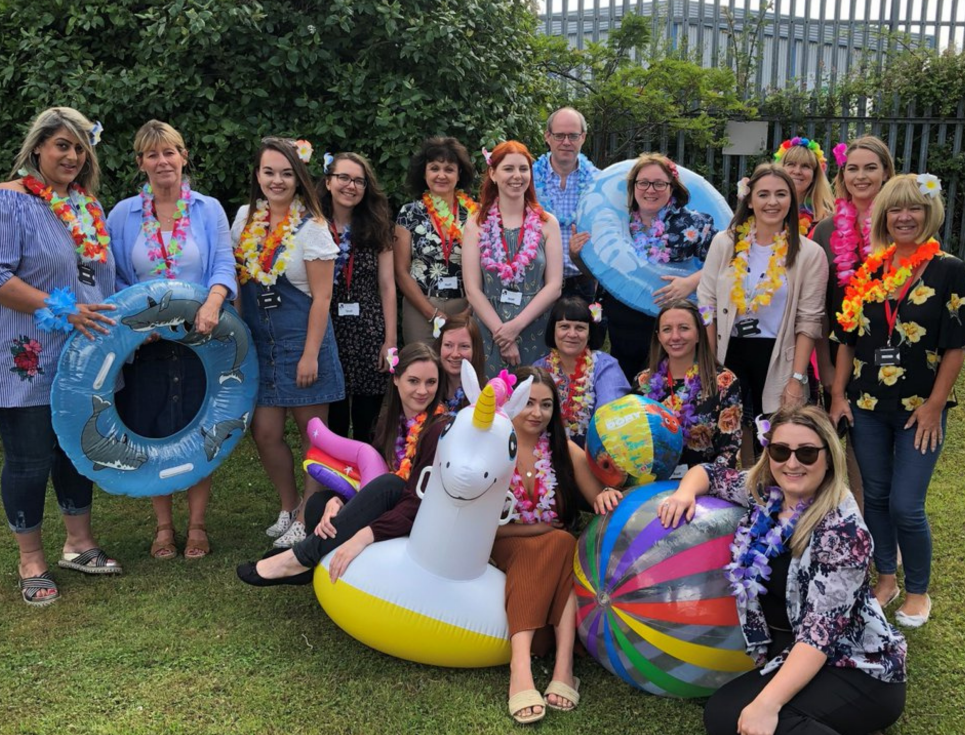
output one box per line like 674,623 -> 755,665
313,363 -> 532,667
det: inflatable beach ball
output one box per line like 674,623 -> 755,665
585,395 -> 683,488
575,481 -> 755,697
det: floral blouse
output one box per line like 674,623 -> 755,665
833,252 -> 965,412
632,202 -> 718,263
396,199 -> 473,296
702,463 -> 907,684
632,365 -> 743,468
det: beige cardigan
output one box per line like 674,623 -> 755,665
697,230 -> 829,413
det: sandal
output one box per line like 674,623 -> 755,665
508,689 -> 545,725
19,571 -> 60,607
58,547 -> 123,575
544,677 -> 580,711
184,523 -> 210,560
150,523 -> 178,560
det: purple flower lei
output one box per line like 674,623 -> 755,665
724,486 -> 811,605
444,386 -> 466,414
629,200 -> 673,264
393,413 -> 418,471
332,222 -> 352,286
645,359 -> 702,442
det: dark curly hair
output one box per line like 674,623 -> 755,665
405,136 -> 476,197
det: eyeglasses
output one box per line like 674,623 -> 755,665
766,443 -> 828,465
329,173 -> 367,189
634,179 -> 671,192
548,132 -> 584,142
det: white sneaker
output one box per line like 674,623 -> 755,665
265,507 -> 298,539
272,520 -> 306,549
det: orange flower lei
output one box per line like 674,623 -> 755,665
234,198 -> 306,285
394,405 -> 445,481
422,190 -> 478,264
836,238 -> 941,333
729,218 -> 789,315
22,174 -> 110,262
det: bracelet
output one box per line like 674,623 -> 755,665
34,287 -> 79,333
428,308 -> 440,324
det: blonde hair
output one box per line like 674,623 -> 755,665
831,136 -> 896,202
133,120 -> 187,158
10,107 -> 101,194
626,153 -> 690,211
779,145 -> 834,221
745,405 -> 849,557
870,174 -> 946,249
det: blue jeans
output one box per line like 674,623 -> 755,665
851,406 -> 947,594
0,405 -> 93,533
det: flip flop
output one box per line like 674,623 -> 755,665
508,689 -> 545,724
58,547 -> 123,575
544,677 -> 581,711
19,571 -> 60,607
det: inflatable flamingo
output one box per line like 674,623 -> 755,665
302,417 -> 389,501
313,361 -> 533,667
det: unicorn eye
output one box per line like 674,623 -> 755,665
508,431 -> 518,460
440,417 -> 456,438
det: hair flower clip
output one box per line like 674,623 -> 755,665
832,143 -> 848,168
754,415 -> 771,447
588,302 -> 603,323
698,304 -> 715,327
294,140 -> 313,164
432,314 -> 447,339
386,346 -> 399,374
89,121 -> 104,147
736,177 -> 750,201
666,160 -> 680,179
323,151 -> 334,174
917,173 -> 942,198
481,147 -> 492,166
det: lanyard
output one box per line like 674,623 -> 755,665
428,203 -> 458,266
883,260 -> 923,342
329,221 -> 355,293
150,202 -> 173,268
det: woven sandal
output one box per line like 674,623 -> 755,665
185,523 -> 210,560
19,571 -> 60,607
150,524 -> 178,560
58,547 -> 123,575
544,677 -> 580,711
508,689 -> 545,724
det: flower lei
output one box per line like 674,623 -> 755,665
140,181 -> 191,279
532,153 -> 596,228
393,405 -> 445,480
730,218 -> 789,315
34,287 -> 79,333
477,201 -> 543,287
829,198 -> 873,288
510,431 -> 558,524
836,238 -> 941,333
547,348 -> 595,439
422,190 -> 478,264
330,221 -> 352,286
798,202 -> 814,236
629,203 -> 672,263
443,386 -> 466,414
21,174 -> 110,263
773,136 -> 827,171
724,487 -> 810,605
645,360 -> 702,443
234,197 -> 306,286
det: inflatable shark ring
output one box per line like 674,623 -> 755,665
576,160 -> 734,317
51,280 -> 258,498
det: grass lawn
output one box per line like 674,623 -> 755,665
2,382 -> 964,735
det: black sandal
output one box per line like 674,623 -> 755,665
19,571 -> 60,607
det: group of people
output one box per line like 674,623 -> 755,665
1,103 -> 960,733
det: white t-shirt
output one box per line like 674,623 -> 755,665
730,241 -> 788,339
231,205 -> 337,297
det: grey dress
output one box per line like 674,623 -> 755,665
478,227 -> 550,376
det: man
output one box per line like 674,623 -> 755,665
532,107 -> 599,302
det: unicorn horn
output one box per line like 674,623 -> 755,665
472,384 -> 496,430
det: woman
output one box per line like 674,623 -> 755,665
772,136 -> 834,236
698,164 -> 827,464
232,137 -> 344,548
499,367 -> 622,724
395,136 -> 477,344
236,343 -> 446,586
633,300 -> 742,471
463,141 -> 564,376
575,153 -> 717,381
108,120 -> 235,560
0,107 -> 122,605
319,152 -> 396,444
830,174 -> 963,627
532,296 -> 630,447
660,406 -> 907,735
433,313 -> 485,413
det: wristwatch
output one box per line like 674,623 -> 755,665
791,371 -> 808,386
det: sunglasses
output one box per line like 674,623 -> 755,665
766,443 -> 828,465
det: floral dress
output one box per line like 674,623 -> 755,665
396,198 -> 473,298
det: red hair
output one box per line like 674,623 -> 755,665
476,140 -> 547,223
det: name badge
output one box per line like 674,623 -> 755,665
735,319 -> 762,337
337,302 -> 360,317
258,289 -> 282,310
670,463 -> 688,480
874,346 -> 901,366
436,276 -> 458,291
500,289 -> 523,306
77,263 -> 96,286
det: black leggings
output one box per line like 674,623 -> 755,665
291,473 -> 405,568
328,394 -> 384,445
604,295 -> 656,383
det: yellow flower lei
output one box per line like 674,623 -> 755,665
729,218 -> 789,315
235,197 -> 307,286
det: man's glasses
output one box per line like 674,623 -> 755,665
329,173 -> 367,189
548,132 -> 583,142
634,179 -> 671,192
766,443 -> 828,465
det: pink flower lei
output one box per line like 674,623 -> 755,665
510,431 -> 558,524
140,180 -> 191,279
829,198 -> 873,287
478,200 -> 544,287
629,202 -> 672,264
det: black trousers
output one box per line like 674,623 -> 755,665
290,473 -> 405,568
603,295 -> 656,383
704,663 -> 905,735
328,394 -> 384,445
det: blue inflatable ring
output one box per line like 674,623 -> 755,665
51,280 -> 258,497
576,160 -> 733,317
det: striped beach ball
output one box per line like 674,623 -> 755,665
575,481 -> 756,697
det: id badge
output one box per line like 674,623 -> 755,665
874,346 -> 901,366
258,289 -> 282,310
436,276 -> 458,291
735,319 -> 762,337
337,302 -> 360,317
500,289 -> 523,306
670,463 -> 688,480
77,263 -> 96,286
